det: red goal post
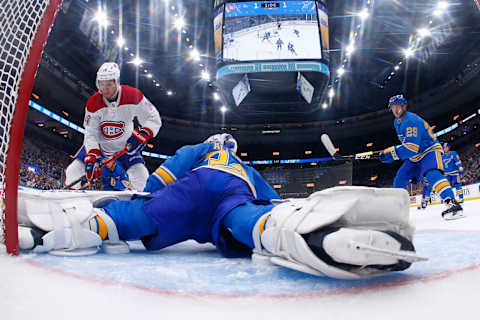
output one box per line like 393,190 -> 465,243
0,0 -> 62,255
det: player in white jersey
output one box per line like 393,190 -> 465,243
64,62 -> 162,191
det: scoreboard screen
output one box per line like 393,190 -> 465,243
222,1 -> 323,62
261,2 -> 280,8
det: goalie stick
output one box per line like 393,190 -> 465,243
321,134 -> 381,160
64,148 -> 128,189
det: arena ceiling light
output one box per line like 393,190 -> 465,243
322,102 -> 328,109
328,88 -> 335,98
213,92 -> 220,100
93,8 -> 109,28
345,43 -> 355,56
220,106 -> 227,113
433,1 -> 449,16
167,90 -> 173,95
174,17 -> 186,30
189,49 -> 200,61
337,67 -> 346,76
201,71 -> 210,81
403,47 -> 415,59
417,28 -> 431,39
358,8 -> 370,21
116,36 -> 125,47
130,56 -> 144,66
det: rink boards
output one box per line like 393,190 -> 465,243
409,182 -> 480,207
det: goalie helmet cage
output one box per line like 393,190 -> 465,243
0,0 -> 63,255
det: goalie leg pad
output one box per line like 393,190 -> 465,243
252,186 -> 423,279
18,197 -> 102,254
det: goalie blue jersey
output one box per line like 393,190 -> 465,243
150,142 -> 278,200
131,142 -> 279,256
442,151 -> 463,175
392,112 -> 442,162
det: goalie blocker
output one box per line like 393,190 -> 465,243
16,187 -> 426,279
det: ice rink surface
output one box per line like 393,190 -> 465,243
1,198 -> 480,320
224,24 -> 322,61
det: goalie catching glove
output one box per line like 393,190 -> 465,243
252,186 -> 427,279
126,127 -> 152,155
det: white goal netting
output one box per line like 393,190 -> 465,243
0,0 -> 60,254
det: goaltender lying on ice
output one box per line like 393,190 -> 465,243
17,186 -> 427,280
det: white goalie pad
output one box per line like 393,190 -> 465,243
253,186 -> 425,279
17,188 -> 142,255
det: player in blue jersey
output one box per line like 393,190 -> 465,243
276,38 -> 284,51
379,94 -> 463,220
18,133 -> 426,279
287,42 -> 297,55
442,142 -> 464,203
102,160 -> 130,191
418,177 -> 431,210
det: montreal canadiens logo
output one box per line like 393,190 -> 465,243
100,121 -> 125,139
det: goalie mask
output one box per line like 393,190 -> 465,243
96,62 -> 120,92
204,133 -> 238,154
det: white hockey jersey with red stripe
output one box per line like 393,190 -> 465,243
83,85 -> 161,156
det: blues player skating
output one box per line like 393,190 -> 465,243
379,95 -> 463,220
442,142 -> 464,203
287,42 -> 297,55
17,134 -> 426,279
276,38 -> 284,51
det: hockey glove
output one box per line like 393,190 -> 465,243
143,173 -> 164,193
379,147 -> 398,164
84,149 -> 102,181
126,127 -> 152,155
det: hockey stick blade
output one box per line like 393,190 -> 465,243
321,134 -> 337,157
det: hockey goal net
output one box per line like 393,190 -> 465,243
0,0 -> 62,255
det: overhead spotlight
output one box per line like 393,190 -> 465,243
358,8 -> 369,21
124,47 -> 129,51
174,17 -> 185,30
167,90 -> 173,95
130,56 -> 144,66
328,88 -> 335,98
93,8 -> 109,28
116,37 -> 125,47
437,1 -> 449,10
337,67 -> 346,76
213,92 -> 220,100
189,49 -> 200,61
394,65 -> 400,71
201,70 -> 210,81
346,43 -> 355,56
322,102 -> 328,109
220,106 -> 227,113
147,73 -> 152,78
403,47 -> 415,59
417,28 -> 431,39
156,83 -> 160,87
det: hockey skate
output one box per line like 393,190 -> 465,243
441,199 -> 464,220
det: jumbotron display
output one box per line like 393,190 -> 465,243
222,1 -> 322,61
